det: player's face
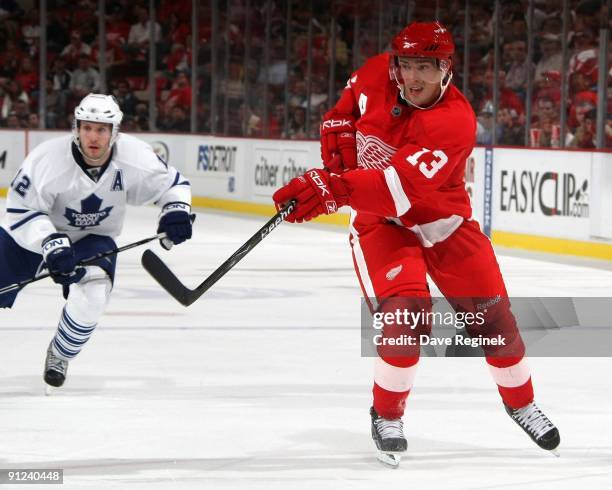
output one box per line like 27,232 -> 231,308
398,57 -> 443,107
79,121 -> 112,164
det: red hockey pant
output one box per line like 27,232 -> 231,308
350,219 -> 534,419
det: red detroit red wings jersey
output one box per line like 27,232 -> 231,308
334,54 -> 477,246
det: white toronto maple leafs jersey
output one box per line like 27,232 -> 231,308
2,133 -> 191,253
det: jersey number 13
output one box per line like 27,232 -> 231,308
405,148 -> 448,179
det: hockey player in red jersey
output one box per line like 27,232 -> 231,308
273,21 -> 560,465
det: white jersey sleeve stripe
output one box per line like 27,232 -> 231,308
383,166 -> 411,216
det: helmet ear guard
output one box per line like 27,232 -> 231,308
437,58 -> 453,87
438,59 -> 451,74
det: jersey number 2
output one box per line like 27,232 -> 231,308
405,148 -> 448,179
10,170 -> 31,198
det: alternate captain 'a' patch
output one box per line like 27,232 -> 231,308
111,170 -> 124,191
64,193 -> 114,229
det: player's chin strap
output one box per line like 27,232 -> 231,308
392,66 -> 453,111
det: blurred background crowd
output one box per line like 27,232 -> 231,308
0,0 -> 610,148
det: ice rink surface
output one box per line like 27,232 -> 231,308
1,202 -> 612,489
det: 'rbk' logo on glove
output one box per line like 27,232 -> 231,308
307,170 -> 330,197
321,119 -> 354,130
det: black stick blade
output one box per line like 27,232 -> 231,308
141,249 -> 194,306
141,200 -> 296,307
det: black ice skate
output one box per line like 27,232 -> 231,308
505,401 -> 560,455
370,407 -> 407,467
44,343 -> 68,391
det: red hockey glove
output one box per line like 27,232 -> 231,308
273,168 -> 349,223
320,111 -> 357,173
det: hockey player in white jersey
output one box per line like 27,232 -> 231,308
0,93 -> 193,389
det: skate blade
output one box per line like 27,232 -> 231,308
549,448 -> 560,458
44,384 -> 57,396
377,450 -> 401,468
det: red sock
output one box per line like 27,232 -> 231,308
498,378 -> 534,409
373,382 -> 410,419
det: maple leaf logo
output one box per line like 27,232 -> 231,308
64,194 -> 114,230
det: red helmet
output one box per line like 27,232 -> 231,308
389,21 -> 455,109
392,21 -> 455,65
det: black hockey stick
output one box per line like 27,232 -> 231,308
0,231 -> 166,296
141,200 -> 297,306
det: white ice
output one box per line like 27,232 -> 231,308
1,202 -> 611,489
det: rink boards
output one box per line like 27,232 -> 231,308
0,129 -> 611,259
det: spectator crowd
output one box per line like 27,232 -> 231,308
0,0 -> 610,148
